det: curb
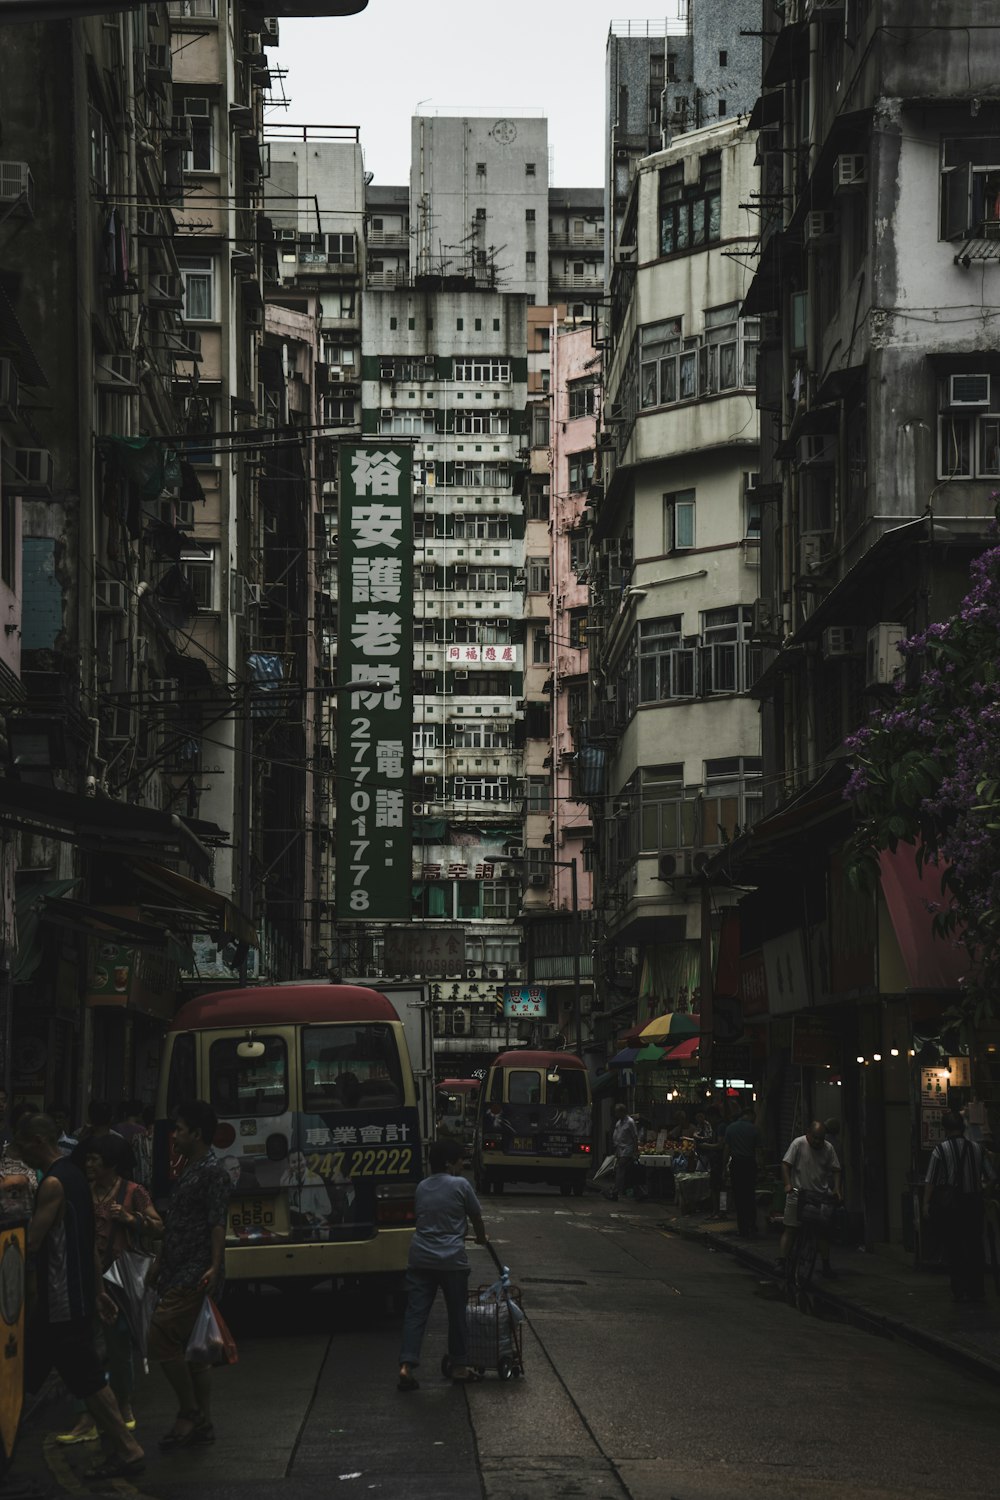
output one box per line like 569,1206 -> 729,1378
661,1216 -> 1000,1388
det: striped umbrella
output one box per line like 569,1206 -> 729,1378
635,1043 -> 667,1063
638,1012 -> 700,1042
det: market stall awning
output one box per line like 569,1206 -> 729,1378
128,858 -> 258,948
608,1047 -> 640,1067
663,1038 -> 700,1064
639,1012 -> 701,1042
635,1043 -> 667,1063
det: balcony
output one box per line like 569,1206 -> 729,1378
366,268 -> 409,289
367,229 -> 409,250
549,231 -> 605,251
548,271 -> 604,293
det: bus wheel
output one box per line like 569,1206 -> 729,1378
559,1182 -> 572,1197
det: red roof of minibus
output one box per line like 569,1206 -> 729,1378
437,1078 -> 481,1091
490,1050 -> 587,1070
169,985 -> 399,1032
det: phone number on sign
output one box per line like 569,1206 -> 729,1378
306,1147 -> 414,1179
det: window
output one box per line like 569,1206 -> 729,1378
452,567 -> 512,593
659,151 -> 721,256
301,1025 -> 404,1113
169,0 -> 218,14
526,251 -> 536,264
526,776 -> 550,812
379,408 -> 434,434
331,291 -> 356,320
640,318 -> 683,407
569,530 -> 588,575
536,328 -> 550,351
719,49 -> 728,66
448,462 -> 512,488
527,483 -> 550,521
181,395 -> 218,466
482,882 -> 518,919
526,162 -> 536,176
638,616 -> 695,701
701,756 -> 763,844
182,96 -> 214,172
568,451 -> 594,492
210,1035 -> 287,1117
88,106 -> 114,191
718,99 -> 727,117
454,410 -> 510,435
527,555 -> 550,594
701,606 -> 757,695
323,396 -> 357,426
476,162 -> 486,176
414,726 -> 437,751
568,379 -> 596,419
743,473 -> 761,538
452,777 -> 516,802
664,490 -> 696,551
453,358 -> 510,383
452,723 -> 511,749
325,232 -> 354,264
937,375 -> 1000,478
180,544 -> 217,609
640,764 -> 696,851
179,257 -> 215,321
941,137 -> 1000,240
475,207 -> 486,222
531,404 -> 550,447
453,516 -> 511,539
165,1034 -> 196,1117
322,342 -> 355,367
701,304 -> 759,393
568,607 -> 588,650
532,628 -> 550,664
567,679 -> 588,724
395,356 -> 435,381
0,491 -> 15,589
465,934 -> 521,966
526,208 -> 536,222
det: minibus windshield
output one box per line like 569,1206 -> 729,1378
302,1023 -> 405,1112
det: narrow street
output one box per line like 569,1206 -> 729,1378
16,1187 -> 999,1500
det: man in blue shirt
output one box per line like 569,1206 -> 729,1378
398,1138 -> 486,1391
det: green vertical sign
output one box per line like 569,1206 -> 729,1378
336,445 -> 414,921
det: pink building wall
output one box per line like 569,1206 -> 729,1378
550,321 -> 597,916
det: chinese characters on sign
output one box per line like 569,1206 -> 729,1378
446,644 -> 519,668
503,985 -> 547,1019
336,447 -> 413,920
384,926 -> 466,978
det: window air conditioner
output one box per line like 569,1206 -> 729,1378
822,625 -> 861,658
380,363 -> 395,379
865,622 -> 905,688
948,373 -> 991,409
805,210 -> 837,243
9,447 -> 54,496
833,153 -> 868,193
454,670 -> 469,681
464,965 -> 479,980
506,845 -> 524,858
657,851 -> 690,880
691,849 -> 712,874
278,228 -> 296,242
799,531 -> 832,574
0,358 -> 19,418
96,579 -> 128,614
487,968 -> 502,980
413,802 -> 427,815
0,161 -> 34,216
528,873 -> 547,888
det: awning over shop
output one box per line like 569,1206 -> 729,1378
13,878 -> 79,984
878,845 -> 969,991
128,858 -> 258,947
635,1043 -> 667,1063
39,898 -> 171,947
0,778 -> 226,876
663,1037 -> 700,1064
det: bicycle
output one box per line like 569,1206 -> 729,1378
783,1190 -> 840,1300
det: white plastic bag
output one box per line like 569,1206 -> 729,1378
184,1295 -> 238,1366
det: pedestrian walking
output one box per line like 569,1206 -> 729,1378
701,1105 -> 726,1217
398,1137 -> 486,1391
55,1133 -> 163,1445
923,1109 -> 996,1303
605,1103 -> 644,1202
724,1105 -> 762,1237
148,1099 -> 230,1448
776,1121 -> 841,1278
14,1113 -> 145,1482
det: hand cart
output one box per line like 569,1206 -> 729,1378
442,1239 -> 525,1381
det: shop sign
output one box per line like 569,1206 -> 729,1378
921,1066 -> 950,1104
445,644 -> 520,669
949,1055 -> 971,1087
129,946 -> 181,1021
921,1106 -> 945,1148
762,931 -> 810,1014
86,941 -> 133,1003
336,444 -> 413,921
711,994 -> 744,1044
791,1015 -> 840,1067
740,949 -> 768,1017
415,849 -> 505,881
712,1041 -> 751,1078
504,985 -> 547,1018
384,926 -> 464,977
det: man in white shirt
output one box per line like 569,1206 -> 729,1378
776,1120 -> 841,1277
605,1104 -> 645,1203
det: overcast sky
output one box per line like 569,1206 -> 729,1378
267,1 -> 688,189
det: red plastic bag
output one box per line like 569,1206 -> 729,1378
185,1295 -> 239,1366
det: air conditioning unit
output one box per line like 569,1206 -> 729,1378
506,845 -> 524,858
0,161 -> 34,216
9,447 -> 53,496
96,579 -> 128,613
750,598 -> 777,640
451,1006 -> 470,1036
615,245 -> 636,264
657,851 -> 690,880
278,228 -> 296,242
379,363 -> 395,379
833,153 -> 868,193
261,16 -> 280,43
487,967 -> 502,980
528,873 -> 547,888
413,802 -> 427,815
464,965 -> 479,980
805,210 -> 838,243
948,373 -> 991,409
799,531 -> 832,573
865,621 -> 905,688
454,670 -> 469,681
691,849 -> 713,875
0,358 -> 19,419
822,625 -> 861,658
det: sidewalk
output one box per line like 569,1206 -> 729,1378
653,1199 -> 1000,1382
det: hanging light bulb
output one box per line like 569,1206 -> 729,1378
890,1044 -> 900,1057
873,1052 -> 882,1062
856,1055 -> 865,1064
